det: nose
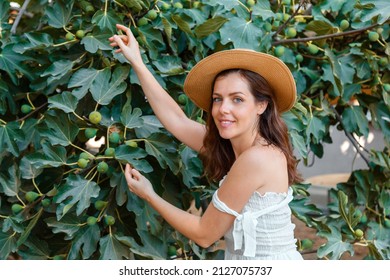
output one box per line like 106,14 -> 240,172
218,100 -> 231,114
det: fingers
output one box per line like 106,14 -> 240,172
112,34 -> 128,51
115,24 -> 135,39
125,164 -> 142,185
109,35 -> 127,44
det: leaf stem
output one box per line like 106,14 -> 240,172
95,156 -> 114,160
27,93 -> 36,109
366,204 -> 381,216
112,0 -> 124,7
104,0 -> 108,16
72,112 -> 84,121
63,168 -> 80,175
86,168 -> 98,181
237,0 -> 250,13
52,39 -> 78,47
69,142 -> 95,158
376,38 -> 386,48
106,125 -> 111,149
16,194 -> 26,207
0,119 -> 6,125
0,214 -> 8,219
32,177 -> 43,195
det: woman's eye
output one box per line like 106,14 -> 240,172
212,97 -> 221,102
233,97 -> 243,103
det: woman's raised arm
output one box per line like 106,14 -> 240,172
110,24 -> 206,152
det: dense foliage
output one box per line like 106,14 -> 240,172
0,0 -> 389,260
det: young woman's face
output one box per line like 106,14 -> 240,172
211,72 -> 266,142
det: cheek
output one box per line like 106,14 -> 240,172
211,104 -> 219,118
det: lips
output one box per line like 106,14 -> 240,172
219,119 -> 235,128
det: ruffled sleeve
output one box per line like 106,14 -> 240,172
212,190 -> 258,257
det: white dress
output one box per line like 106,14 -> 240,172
212,179 -> 303,260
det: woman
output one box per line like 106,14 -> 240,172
110,24 -> 303,260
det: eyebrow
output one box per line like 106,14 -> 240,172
212,91 -> 246,96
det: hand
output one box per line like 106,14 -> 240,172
109,24 -> 143,67
124,164 -> 155,201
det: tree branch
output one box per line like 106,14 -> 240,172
272,21 -> 389,46
332,107 -> 371,167
11,0 -> 32,34
273,0 -> 306,38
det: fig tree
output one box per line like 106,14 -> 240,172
383,84 -> 390,92
378,57 -> 388,67
79,152 -> 92,160
161,2 -> 171,11
296,54 -> 303,63
339,19 -> 349,31
87,216 -> 97,226
76,29 -> 85,39
167,245 -> 177,257
65,32 -> 75,41
41,198 -> 51,208
104,215 -> 115,226
137,17 -> 148,26
77,158 -> 89,168
25,191 -> 39,202
84,128 -> 97,139
264,22 -> 272,32
274,45 -> 285,57
247,0 -> 255,7
104,147 -> 115,157
21,104 -> 32,114
12,204 -> 24,214
109,132 -> 121,144
300,238 -> 313,250
178,94 -> 188,105
173,2 -> 183,9
146,10 -> 158,20
354,229 -> 364,238
368,31 -> 379,42
94,200 -> 107,210
89,111 -> 102,124
97,161 -> 108,173
286,27 -> 297,38
307,43 -> 319,54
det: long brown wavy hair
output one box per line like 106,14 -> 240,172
199,69 -> 302,186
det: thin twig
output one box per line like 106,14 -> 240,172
332,107 -> 370,166
11,0 -> 32,34
273,0 -> 306,38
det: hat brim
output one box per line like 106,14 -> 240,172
183,49 -> 296,113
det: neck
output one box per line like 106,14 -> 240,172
231,132 -> 262,158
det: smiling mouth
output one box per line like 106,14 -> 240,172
219,120 -> 235,128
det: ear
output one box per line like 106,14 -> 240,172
257,101 -> 268,115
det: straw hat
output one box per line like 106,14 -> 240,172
183,49 -> 296,113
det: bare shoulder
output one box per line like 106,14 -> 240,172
236,144 -> 286,168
